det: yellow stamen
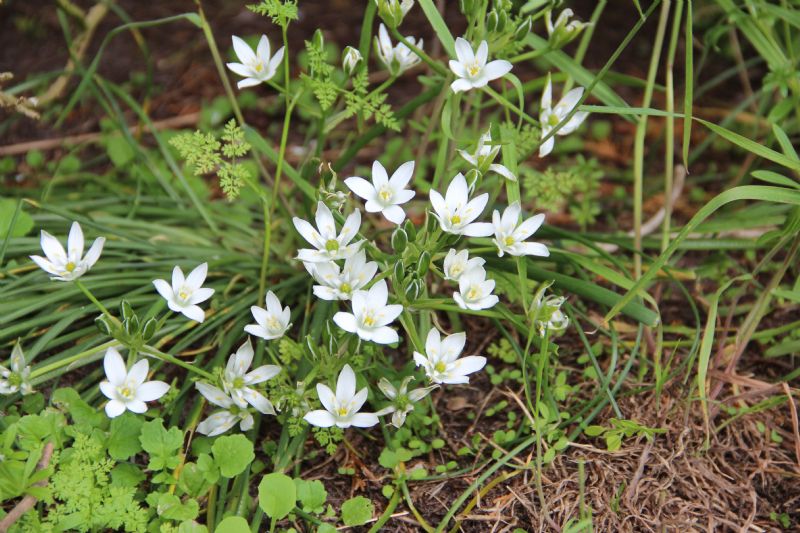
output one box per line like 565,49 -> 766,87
504,236 -> 515,246
450,215 -> 461,225
65,262 -> 76,272
434,361 -> 446,373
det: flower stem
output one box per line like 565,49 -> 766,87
483,86 -> 538,126
30,340 -> 118,380
389,27 -> 448,77
74,279 -> 119,325
142,345 -> 215,381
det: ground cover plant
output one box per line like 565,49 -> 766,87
1,0 -> 799,531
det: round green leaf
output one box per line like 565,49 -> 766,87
258,473 -> 296,520
341,496 -> 374,526
215,516 -> 249,533
211,434 -> 254,478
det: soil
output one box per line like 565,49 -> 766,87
1,1 -> 798,531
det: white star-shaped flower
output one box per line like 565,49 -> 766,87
303,364 -> 379,429
458,130 -> 516,181
222,339 -> 281,414
195,382 -> 254,436
345,160 -> 416,224
30,221 -> 105,281
449,37 -> 512,93
333,280 -> 403,344
375,376 -> 437,428
413,328 -> 486,384
293,202 -> 364,263
375,23 -> 422,76
430,173 -> 493,237
453,265 -> 499,311
99,347 -> 169,418
226,34 -> 285,89
491,202 -> 549,258
245,291 -> 292,341
0,343 -> 33,396
539,74 -> 588,157
442,248 -> 485,282
305,251 -> 378,301
153,263 -> 215,323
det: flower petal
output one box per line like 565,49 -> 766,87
136,381 -> 169,402
333,312 -> 358,333
186,263 -> 208,289
105,399 -> 126,418
304,410 -> 336,428
482,60 -> 512,82
104,347 -> 127,386
67,222 -> 85,262
450,78 -> 474,93
389,160 -> 415,190
181,305 -> 206,323
454,37 -> 474,64
345,177 -> 376,203
127,358 -> 149,386
349,412 -> 379,428
336,364 -> 357,402
232,35 -> 256,64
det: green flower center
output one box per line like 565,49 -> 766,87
363,312 -> 376,327
468,63 -> 480,77
119,386 -> 134,399
325,239 -> 340,252
340,282 -> 352,294
434,361 -> 447,373
548,114 -> 560,127
65,262 -> 76,272
233,377 -> 245,389
450,215 -> 461,225
337,407 -> 349,416
7,373 -> 22,387
504,236 -> 515,246
378,186 -> 393,202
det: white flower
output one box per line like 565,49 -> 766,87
375,376 -> 436,428
153,263 -> 215,323
99,347 -> 169,418
375,0 -> 414,27
449,37 -> 512,93
303,364 -> 379,428
442,248 -> 485,282
491,202 -> 549,258
0,343 -> 33,395
413,329 -> 486,384
345,160 -> 416,224
245,291 -> 292,340
375,23 -> 422,76
226,35 -> 284,89
430,173 -> 493,237
531,289 -> 569,336
222,339 -> 281,414
539,74 -> 588,157
30,221 -> 105,281
196,382 -> 254,436
545,9 -> 589,48
453,265 -> 498,311
342,46 -> 362,74
458,130 -> 516,181
305,251 -> 378,301
293,201 -> 364,263
333,280 -> 403,344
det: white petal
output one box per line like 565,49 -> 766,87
558,87 -> 584,113
127,358 -> 149,386
372,160 -> 389,189
243,388 -> 275,414
539,136 -> 555,157
475,41 -> 489,66
316,383 -> 336,413
126,400 -> 147,414
104,347 -> 127,386
371,327 -> 399,345
339,209 -> 361,245
196,382 -> 232,408
189,287 -> 214,305
40,230 -> 66,265
226,62 -> 252,77
333,312 -> 358,333
153,279 -> 174,300
293,217 -> 324,248
454,37 -> 474,64
105,400 -> 126,418
349,412 -> 379,428
82,237 -> 105,268
541,73 -> 552,111
256,34 -> 270,63
389,160 -> 415,190
267,47 -> 285,78
171,266 -> 185,291
136,381 -> 169,402
450,78 -> 474,93
382,205 -> 406,224
314,202 -> 336,240
336,364 -> 357,402
518,242 -> 550,257
488,164 -> 516,181
67,222 -> 85,262
516,213 -> 545,240
482,60 -> 512,82
245,364 -> 280,384
461,222 -> 494,237
237,77 -> 262,89
30,255 -> 60,277
186,263 -> 208,289
231,35 -> 256,64
181,305 -> 206,323
452,355 -> 487,377
99,381 -> 117,401
345,177 -> 376,203
304,410 -> 336,427
449,59 -> 467,78
197,412 -> 237,436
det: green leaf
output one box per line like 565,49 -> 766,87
0,198 -> 33,238
139,418 -> 184,471
751,171 -> 800,189
417,0 -> 454,55
584,425 -> 605,437
110,463 -> 146,487
108,413 -> 144,461
51,387 -> 105,429
157,493 -> 200,521
105,135 -> 136,168
317,525 -> 337,533
215,516 -> 250,533
295,478 -> 327,513
340,496 -> 374,526
212,434 -> 254,478
258,472 -> 296,520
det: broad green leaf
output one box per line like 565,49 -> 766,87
341,496 -> 374,526
157,493 -> 200,521
295,478 -> 327,513
108,413 -> 144,461
139,418 -> 184,471
212,434 -> 254,478
216,516 -> 250,533
258,472 -> 296,520
51,387 -> 105,430
0,199 -> 33,238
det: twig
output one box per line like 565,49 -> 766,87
0,441 -> 55,532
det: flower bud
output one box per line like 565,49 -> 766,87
459,0 -> 476,16
402,219 -> 417,241
95,315 -> 113,336
514,16 -> 532,41
124,315 -> 140,337
141,317 -> 158,341
312,29 -> 325,51
415,251 -> 430,277
545,9 -> 590,50
486,10 -> 499,33
342,46 -> 362,75
391,227 -> 408,253
120,300 -> 134,321
393,260 -> 406,283
405,278 -> 422,300
376,0 -> 414,29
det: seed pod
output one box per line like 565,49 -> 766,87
391,227 -> 408,253
416,251 -> 431,277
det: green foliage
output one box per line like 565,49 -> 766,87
295,478 -> 327,513
216,516 -> 250,532
211,434 -> 254,477
258,472 -> 296,519
0,198 -> 33,238
340,495 -> 374,526
343,70 -> 400,131
170,119 -> 252,200
247,0 -> 298,27
585,418 -> 667,452
139,418 -> 183,473
310,425 -> 344,455
108,413 -> 144,461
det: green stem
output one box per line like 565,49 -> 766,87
141,345 -> 215,380
74,279 -> 119,325
483,86 -> 538,126
30,340 -> 117,380
368,488 -> 401,532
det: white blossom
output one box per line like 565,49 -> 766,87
491,202 -> 549,258
222,339 -> 281,414
342,46 -> 362,74
545,9 -> 590,48
458,130 -> 515,181
333,280 -> 403,344
30,221 -> 105,281
99,347 -> 169,418
449,37 -> 512,93
375,376 -> 436,428
0,343 -> 33,395
442,248 -> 485,282
345,160 -> 416,224
226,35 -> 284,89
413,328 -> 486,384
293,201 -> 364,263
453,265 -> 499,311
375,23 -> 422,75
531,290 -> 569,336
539,74 -> 588,157
305,251 -> 378,301
245,291 -> 292,341
303,364 -> 379,428
430,173 -> 493,237
196,382 -> 254,436
153,263 -> 215,323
